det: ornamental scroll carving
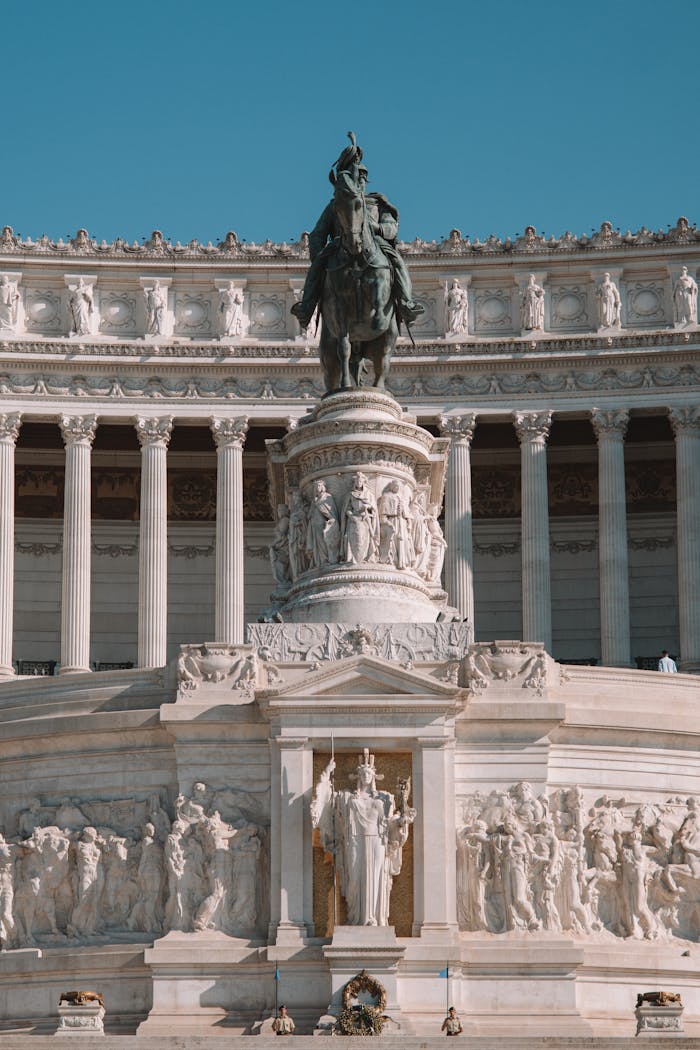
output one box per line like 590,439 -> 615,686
458,783 -> 700,942
0,785 -> 268,948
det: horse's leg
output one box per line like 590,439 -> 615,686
319,325 -> 340,393
338,330 -> 352,389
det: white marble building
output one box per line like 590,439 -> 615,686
0,220 -> 698,1040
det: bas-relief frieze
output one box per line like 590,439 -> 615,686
0,784 -> 269,949
457,781 -> 700,943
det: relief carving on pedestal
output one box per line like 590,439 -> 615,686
457,783 -> 700,942
0,785 -> 268,949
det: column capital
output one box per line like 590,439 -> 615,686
591,407 -> 629,440
513,410 -> 552,445
210,415 -> 249,449
669,405 -> 700,436
135,415 -> 173,449
438,413 -> 476,444
0,412 -> 21,445
59,414 -> 97,448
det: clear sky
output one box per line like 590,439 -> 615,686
4,0 -> 698,245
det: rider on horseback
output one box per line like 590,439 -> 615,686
291,136 -> 424,330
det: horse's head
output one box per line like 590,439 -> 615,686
333,169 -> 366,259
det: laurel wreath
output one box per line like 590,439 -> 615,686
336,970 -> 387,1036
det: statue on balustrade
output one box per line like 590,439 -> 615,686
520,273 -> 545,331
219,281 -> 244,337
673,266 -> 698,325
144,280 -> 166,335
68,278 -> 94,336
445,278 -> 469,336
311,749 -> 416,927
596,272 -> 621,328
0,274 -> 20,331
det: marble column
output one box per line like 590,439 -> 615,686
135,416 -> 173,668
591,409 -> 631,667
438,414 -> 476,638
514,411 -> 553,651
210,416 -> 249,644
275,737 -> 313,944
0,413 -> 21,677
669,406 -> 700,672
59,415 -> 97,674
412,738 -> 457,940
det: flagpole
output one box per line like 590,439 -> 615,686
445,964 -> 449,1018
274,965 -> 279,1019
331,733 -> 337,930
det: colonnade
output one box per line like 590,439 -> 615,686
0,404 -> 698,675
438,405 -> 700,672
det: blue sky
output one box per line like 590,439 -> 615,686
4,0 -> 698,244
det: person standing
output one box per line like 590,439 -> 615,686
272,1004 -> 295,1036
441,1006 -> 463,1036
658,650 -> 678,673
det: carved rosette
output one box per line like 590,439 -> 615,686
265,389 -> 451,623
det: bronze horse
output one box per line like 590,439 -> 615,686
318,162 -> 398,392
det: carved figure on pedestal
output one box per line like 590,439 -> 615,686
532,819 -> 562,931
311,750 -> 416,927
378,481 -> 412,568
673,266 -> 698,325
425,503 -> 447,583
164,819 -> 188,930
409,489 -> 431,577
229,823 -> 261,931
520,273 -> 545,331
127,823 -> 164,933
306,481 -> 340,569
102,833 -> 135,928
219,281 -> 244,337
341,472 -> 379,565
457,821 -> 490,931
270,504 -> 292,586
496,818 -> 542,931
193,812 -> 235,932
597,272 -> 621,328
0,834 -> 16,948
69,827 -> 104,938
0,275 -> 20,331
445,278 -> 469,336
144,280 -> 166,335
288,491 -> 308,579
68,279 -> 94,336
617,828 -> 659,940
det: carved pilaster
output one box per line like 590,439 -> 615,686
135,416 -> 173,667
669,405 -> 700,671
59,415 -> 97,674
439,414 -> 476,634
273,737 -> 313,944
514,411 -> 552,650
591,408 -> 630,667
210,416 -> 249,644
0,413 -> 21,675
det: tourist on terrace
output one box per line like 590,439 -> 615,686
658,650 -> 678,673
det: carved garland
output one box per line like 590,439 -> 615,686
336,970 -> 387,1036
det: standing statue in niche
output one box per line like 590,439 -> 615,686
445,278 -> 469,336
673,266 -> 698,325
520,273 -> 545,331
341,472 -> 379,565
311,749 -> 416,926
378,481 -> 412,568
287,492 -> 308,579
68,278 -> 94,336
596,272 -> 621,328
425,503 -> 447,583
269,504 -> 292,586
144,279 -> 167,335
0,275 -> 20,331
290,132 -> 423,391
219,281 -> 244,337
306,480 -> 341,569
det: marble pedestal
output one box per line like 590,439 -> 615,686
55,1003 -> 105,1036
636,1003 -> 685,1037
317,925 -> 409,1034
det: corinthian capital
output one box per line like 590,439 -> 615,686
59,414 -> 98,447
0,412 -> 21,445
134,415 -> 173,448
669,405 -> 700,436
210,416 -> 249,449
591,408 -> 629,440
513,410 -> 552,445
438,413 -> 476,445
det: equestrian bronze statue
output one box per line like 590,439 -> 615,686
292,133 -> 423,392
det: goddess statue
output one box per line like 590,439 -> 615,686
311,749 -> 416,927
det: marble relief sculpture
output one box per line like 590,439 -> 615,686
269,504 -> 292,586
219,281 -> 244,337
596,272 -> 621,328
520,273 -> 545,331
144,279 -> 166,335
306,480 -> 340,569
341,472 -> 379,565
311,749 -> 416,926
378,481 -> 412,568
0,274 -> 20,331
68,278 -> 94,336
445,278 -> 469,336
673,266 -> 698,325
0,786 -> 266,948
457,782 -> 700,942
